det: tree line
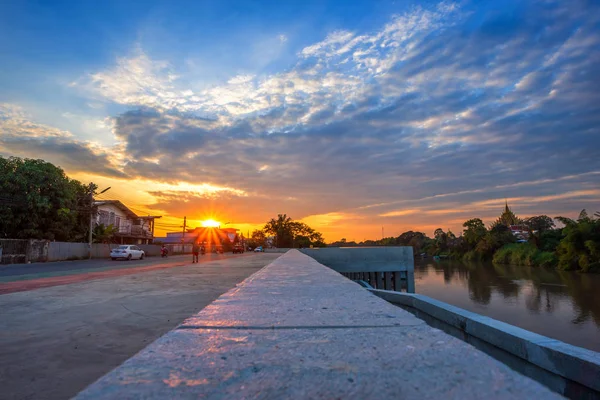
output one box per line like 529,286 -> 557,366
329,212 -> 600,273
0,156 -> 98,241
246,214 -> 326,249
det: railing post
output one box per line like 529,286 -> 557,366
376,272 -> 383,289
406,270 -> 415,293
385,272 -> 392,290
393,271 -> 402,292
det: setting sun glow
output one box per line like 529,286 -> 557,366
201,219 -> 221,228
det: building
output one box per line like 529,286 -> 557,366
94,200 -> 161,244
491,201 -> 530,239
154,227 -> 241,249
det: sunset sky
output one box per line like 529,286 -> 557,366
1,0 -> 599,241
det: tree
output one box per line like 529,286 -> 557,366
475,224 -> 515,259
433,228 -> 448,253
249,230 -> 267,248
524,215 -> 555,233
394,231 -> 428,255
264,214 -> 294,247
462,218 -> 487,248
93,224 -> 118,244
555,210 -> 600,272
262,214 -> 326,248
0,157 -> 94,241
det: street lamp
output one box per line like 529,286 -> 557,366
89,187 -> 111,259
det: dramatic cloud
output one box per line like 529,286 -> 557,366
0,104 -> 127,178
3,0 -> 600,239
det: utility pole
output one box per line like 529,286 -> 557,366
88,191 -> 94,258
89,186 -> 111,259
182,216 -> 187,239
382,226 -> 384,241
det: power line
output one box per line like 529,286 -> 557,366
155,223 -> 186,228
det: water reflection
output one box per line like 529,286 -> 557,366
414,260 -> 600,352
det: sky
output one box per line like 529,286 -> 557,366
1,0 -> 599,241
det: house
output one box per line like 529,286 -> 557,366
94,200 -> 161,244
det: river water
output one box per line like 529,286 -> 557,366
413,260 -> 600,353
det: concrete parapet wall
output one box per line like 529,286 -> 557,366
75,250 -> 560,399
370,290 -> 600,396
300,246 -> 414,273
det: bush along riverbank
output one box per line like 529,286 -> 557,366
492,244 -> 557,268
437,210 -> 599,273
485,210 -> 599,273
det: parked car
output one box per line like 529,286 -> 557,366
111,245 -> 145,261
254,246 -> 264,252
233,244 -> 244,254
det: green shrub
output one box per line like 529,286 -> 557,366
492,244 -> 515,264
584,262 -> 600,273
463,250 -> 481,262
533,251 -> 557,268
493,243 -> 555,268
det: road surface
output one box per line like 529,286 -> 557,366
0,253 -> 218,279
0,252 -> 281,400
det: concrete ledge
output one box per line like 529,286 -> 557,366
75,251 -> 561,399
300,247 -> 413,273
369,289 -> 600,394
263,248 -> 291,253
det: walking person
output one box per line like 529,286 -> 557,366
192,242 -> 200,263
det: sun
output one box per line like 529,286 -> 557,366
201,219 -> 221,228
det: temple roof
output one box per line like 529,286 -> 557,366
492,200 -> 522,227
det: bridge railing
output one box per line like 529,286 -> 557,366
300,246 -> 415,293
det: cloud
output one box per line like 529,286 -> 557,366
5,0 -> 600,240
0,104 -> 127,178
380,209 -> 421,217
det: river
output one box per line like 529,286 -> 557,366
413,260 -> 600,353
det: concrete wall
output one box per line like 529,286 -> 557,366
0,239 -> 48,264
264,248 -> 291,253
138,245 -> 163,256
1,240 -> 166,264
164,244 -> 192,254
370,290 -> 600,396
46,243 -> 166,262
300,247 -> 414,273
48,242 -> 89,261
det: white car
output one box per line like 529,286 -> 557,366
254,246 -> 264,252
111,245 -> 145,260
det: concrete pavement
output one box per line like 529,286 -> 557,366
0,253 -> 280,400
